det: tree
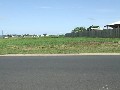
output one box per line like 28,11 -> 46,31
43,33 -> 47,37
72,27 -> 86,33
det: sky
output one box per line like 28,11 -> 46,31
0,0 -> 120,35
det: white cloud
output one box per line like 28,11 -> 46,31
35,6 -> 83,10
38,6 -> 52,9
96,8 -> 116,13
57,6 -> 83,9
0,16 -> 5,20
88,18 -> 96,21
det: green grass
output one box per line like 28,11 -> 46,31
0,37 -> 120,54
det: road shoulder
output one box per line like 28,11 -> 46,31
0,53 -> 120,56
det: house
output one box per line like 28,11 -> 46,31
87,25 -> 101,31
106,21 -> 120,29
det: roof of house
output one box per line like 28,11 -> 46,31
107,21 -> 120,26
89,25 -> 100,30
91,26 -> 100,28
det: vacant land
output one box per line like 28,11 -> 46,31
0,37 -> 120,54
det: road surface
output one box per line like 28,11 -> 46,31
0,55 -> 120,90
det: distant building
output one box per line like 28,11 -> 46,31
106,21 -> 120,29
87,25 -> 101,31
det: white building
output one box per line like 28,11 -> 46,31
106,21 -> 120,29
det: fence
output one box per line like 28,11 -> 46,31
65,29 -> 120,38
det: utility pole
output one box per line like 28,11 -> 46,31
2,30 -> 4,38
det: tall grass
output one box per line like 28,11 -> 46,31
0,37 -> 120,54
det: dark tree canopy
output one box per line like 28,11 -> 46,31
72,27 -> 86,33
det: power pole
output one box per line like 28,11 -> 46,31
2,30 -> 4,38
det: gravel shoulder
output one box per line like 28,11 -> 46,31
0,53 -> 120,56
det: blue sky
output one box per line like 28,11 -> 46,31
0,0 -> 120,35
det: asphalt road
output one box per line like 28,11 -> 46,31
0,55 -> 120,90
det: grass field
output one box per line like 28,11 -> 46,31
0,37 -> 120,54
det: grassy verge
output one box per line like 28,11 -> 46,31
0,37 -> 120,54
